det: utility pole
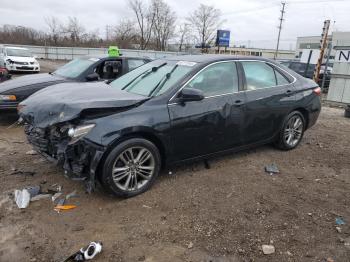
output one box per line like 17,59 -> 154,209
313,20 -> 331,84
274,2 -> 286,60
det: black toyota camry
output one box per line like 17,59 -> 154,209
19,55 -> 321,197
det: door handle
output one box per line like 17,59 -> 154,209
234,100 -> 244,107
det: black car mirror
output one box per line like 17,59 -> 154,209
86,72 -> 99,81
178,88 -> 204,102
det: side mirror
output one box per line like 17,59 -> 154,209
178,88 -> 204,102
86,72 -> 99,81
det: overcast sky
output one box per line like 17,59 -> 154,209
1,0 -> 349,50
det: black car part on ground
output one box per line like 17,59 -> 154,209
345,105 -> 350,118
19,55 -> 322,196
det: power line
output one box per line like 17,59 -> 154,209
274,2 -> 286,60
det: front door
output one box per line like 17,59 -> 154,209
168,61 -> 245,162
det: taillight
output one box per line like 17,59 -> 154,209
313,87 -> 321,96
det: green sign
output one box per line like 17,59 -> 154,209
108,46 -> 120,57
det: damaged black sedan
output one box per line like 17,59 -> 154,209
19,55 -> 321,197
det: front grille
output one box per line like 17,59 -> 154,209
15,61 -> 28,65
24,124 -> 69,157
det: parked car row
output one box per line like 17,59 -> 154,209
0,45 -> 40,73
9,55 -> 321,198
0,55 -> 150,110
279,60 -> 332,90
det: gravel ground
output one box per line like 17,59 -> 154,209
0,106 -> 349,262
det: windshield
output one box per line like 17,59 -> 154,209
54,58 -> 97,78
110,59 -> 195,96
6,48 -> 32,57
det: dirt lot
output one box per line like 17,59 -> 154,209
0,106 -> 349,262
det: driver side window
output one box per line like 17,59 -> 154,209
184,61 -> 239,97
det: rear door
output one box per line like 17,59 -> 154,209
168,61 -> 246,161
239,60 -> 296,144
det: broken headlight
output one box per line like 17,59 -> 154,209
68,124 -> 95,144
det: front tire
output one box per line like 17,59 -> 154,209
275,111 -> 305,150
100,138 -> 161,198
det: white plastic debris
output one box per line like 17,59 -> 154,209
262,245 -> 275,255
14,189 -> 31,208
52,192 -> 62,202
26,150 -> 37,155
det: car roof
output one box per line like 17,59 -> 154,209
164,54 -> 274,63
83,54 -> 151,60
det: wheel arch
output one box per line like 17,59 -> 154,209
291,107 -> 309,130
96,131 -> 167,181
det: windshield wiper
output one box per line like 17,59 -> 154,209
148,65 -> 178,97
122,62 -> 167,90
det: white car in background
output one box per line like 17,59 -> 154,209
0,46 -> 40,73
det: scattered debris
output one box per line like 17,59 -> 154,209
286,251 -> 292,256
187,242 -> 194,249
52,193 -> 63,202
142,205 -> 152,209
264,164 -> 280,175
308,213 -> 313,216
63,241 -> 102,261
26,150 -> 38,155
335,226 -> 342,233
14,189 -> 31,209
12,140 -> 24,144
26,186 -> 41,198
344,237 -> 350,249
9,170 -> 35,176
335,217 -> 345,225
326,258 -> 335,262
54,205 -> 77,211
262,244 -> 275,255
31,194 -> 52,202
56,198 -> 65,206
66,190 -> 78,200
168,171 -> 173,175
72,225 -> 85,232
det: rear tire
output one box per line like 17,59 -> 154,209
100,138 -> 161,198
275,111 -> 305,150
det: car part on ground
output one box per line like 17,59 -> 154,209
19,55 -> 321,197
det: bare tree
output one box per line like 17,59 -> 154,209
151,0 -> 176,51
178,23 -> 191,52
44,16 -> 62,45
128,0 -> 155,50
62,16 -> 86,43
113,20 -> 137,48
187,4 -> 223,51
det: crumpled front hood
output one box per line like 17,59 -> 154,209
19,82 -> 148,128
0,73 -> 65,94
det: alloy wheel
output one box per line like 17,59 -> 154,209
284,115 -> 304,147
112,146 -> 155,192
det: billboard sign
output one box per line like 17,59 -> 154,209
216,30 -> 230,47
335,50 -> 350,63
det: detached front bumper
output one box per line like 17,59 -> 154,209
24,124 -> 105,192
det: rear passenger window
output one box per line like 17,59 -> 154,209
275,70 -> 290,85
241,61 -> 276,90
